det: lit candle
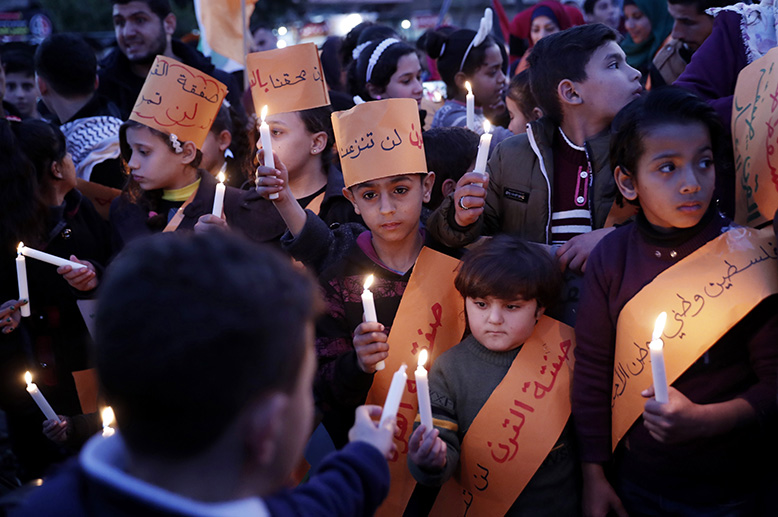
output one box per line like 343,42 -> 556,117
102,406 -> 116,438
472,119 -> 492,186
258,105 -> 278,200
465,81 -> 475,132
415,350 -> 433,430
380,363 -> 408,427
361,275 -> 384,370
649,312 -> 668,404
24,371 -> 59,422
19,242 -> 87,270
16,243 -> 30,317
212,171 -> 226,217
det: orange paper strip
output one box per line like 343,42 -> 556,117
72,368 -> 100,415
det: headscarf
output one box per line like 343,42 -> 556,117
620,0 -> 674,71
512,0 -> 575,50
710,0 -> 778,64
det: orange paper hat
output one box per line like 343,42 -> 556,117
247,42 -> 330,116
332,98 -> 426,188
129,55 -> 228,149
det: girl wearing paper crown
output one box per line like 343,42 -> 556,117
421,8 -> 513,146
111,56 -> 286,250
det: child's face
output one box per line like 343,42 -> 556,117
468,44 -> 506,110
618,121 -> 715,233
530,16 -> 561,46
506,97 -> 529,135
344,173 -> 434,247
5,72 -> 38,118
624,5 -> 652,45
588,0 -> 621,30
125,125 -> 190,191
574,41 -> 642,128
381,53 -> 424,106
465,296 -> 543,352
260,111 -> 322,178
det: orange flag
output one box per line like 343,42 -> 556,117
197,0 -> 257,64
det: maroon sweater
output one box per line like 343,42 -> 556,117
573,209 -> 778,504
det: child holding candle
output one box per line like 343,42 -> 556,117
573,87 -> 778,516
406,234 -> 579,515
13,231 -> 397,516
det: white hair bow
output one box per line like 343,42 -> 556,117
459,8 -> 493,72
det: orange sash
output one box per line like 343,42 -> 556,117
305,191 -> 326,216
365,247 -> 466,517
612,227 -> 778,448
72,368 -> 100,414
430,317 -> 575,516
162,191 -> 198,233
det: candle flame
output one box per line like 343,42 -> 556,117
364,274 -> 374,290
465,81 -> 472,95
102,406 -> 115,428
261,105 -> 268,122
483,119 -> 491,133
24,371 -> 31,385
17,242 -> 24,254
652,312 -> 667,341
418,349 -> 428,367
217,171 -> 226,184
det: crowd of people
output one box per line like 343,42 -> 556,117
1,0 -> 777,515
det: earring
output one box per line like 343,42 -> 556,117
312,149 -> 318,154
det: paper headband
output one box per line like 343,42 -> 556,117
247,42 -> 330,116
332,98 -> 427,188
129,56 -> 227,149
460,8 -> 494,72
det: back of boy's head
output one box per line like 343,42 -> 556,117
35,34 -> 97,98
455,234 -> 561,309
528,23 -> 619,126
95,231 -> 318,459
610,86 -> 725,205
2,50 -> 34,78
423,127 -> 479,208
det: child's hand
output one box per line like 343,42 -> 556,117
555,227 -> 615,273
0,299 -> 26,334
581,463 -> 628,517
57,257 -> 97,291
453,172 -> 490,227
255,150 -> 289,201
42,415 -> 70,444
194,214 -> 229,234
353,321 -> 388,373
641,386 -> 707,444
348,405 -> 397,460
408,425 -> 447,470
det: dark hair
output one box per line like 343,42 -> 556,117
298,105 -> 335,171
210,102 -> 253,184
112,0 -> 171,19
610,86 -> 726,206
420,28 -> 503,99
340,23 -> 398,70
347,39 -> 417,101
528,23 -> 619,125
35,33 -> 97,98
95,231 -> 319,458
13,119 -> 69,184
2,50 -> 34,77
422,127 -> 479,209
507,69 -> 539,121
583,0 -> 613,15
666,0 -> 730,13
455,234 -> 562,309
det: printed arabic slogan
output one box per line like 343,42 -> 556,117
611,227 -> 778,447
430,317 -> 575,517
365,247 -> 465,517
246,42 -> 330,116
732,46 -> 778,227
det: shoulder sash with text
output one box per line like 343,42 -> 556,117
365,246 -> 466,517
612,227 -> 778,448
430,316 -> 575,516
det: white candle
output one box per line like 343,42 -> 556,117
649,312 -> 668,404
19,243 -> 87,270
24,371 -> 59,422
472,119 -> 492,186
16,243 -> 30,317
465,81 -> 475,132
380,363 -> 408,427
415,349 -> 433,430
102,406 -> 116,438
258,105 -> 278,200
361,275 -> 384,370
212,171 -> 226,217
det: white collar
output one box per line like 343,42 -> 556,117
558,127 -> 586,152
80,433 -> 270,517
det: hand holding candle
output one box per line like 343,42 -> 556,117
25,371 -> 59,422
18,242 -> 87,271
102,406 -> 116,438
465,81 -> 475,132
380,364 -> 408,427
361,274 -> 384,371
16,243 -> 30,317
649,312 -> 668,404
258,105 -> 278,200
415,350 -> 433,430
212,171 -> 226,217
472,119 -> 492,186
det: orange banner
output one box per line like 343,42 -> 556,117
365,247 -> 466,517
76,179 -> 121,221
732,46 -> 778,227
430,317 -> 575,516
247,43 -> 330,116
197,0 -> 256,64
612,227 -> 778,447
72,368 -> 99,415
